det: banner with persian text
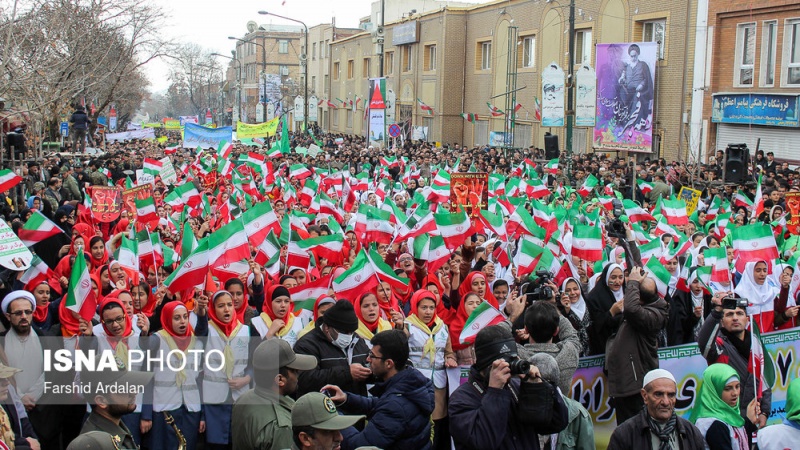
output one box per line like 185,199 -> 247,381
182,123 -> 232,149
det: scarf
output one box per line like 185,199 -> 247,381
458,272 -> 498,308
374,284 -> 401,319
407,289 -> 444,365
89,236 -> 109,269
208,291 -> 243,379
605,263 -> 625,302
99,297 -> 133,366
58,298 -> 82,337
691,363 -> 745,427
561,277 -> 587,320
734,261 -> 779,307
354,292 -> 392,338
646,409 -> 677,450
720,327 -> 752,362
160,301 -> 194,351
32,281 -> 49,323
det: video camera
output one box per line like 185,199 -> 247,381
722,297 -> 749,310
523,270 -> 554,305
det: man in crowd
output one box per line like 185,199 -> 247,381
698,294 -> 772,438
294,300 -> 371,397
231,338 -> 317,449
518,301 -> 581,394
323,329 -> 434,450
606,266 -> 669,425
449,324 -> 569,449
69,106 -> 89,153
608,369 -> 704,449
0,361 -> 39,450
291,392 -> 364,450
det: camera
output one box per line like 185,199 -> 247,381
722,297 -> 748,310
606,218 -> 626,239
526,270 -> 554,304
508,358 -> 531,376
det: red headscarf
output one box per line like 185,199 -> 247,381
134,281 -> 157,317
90,268 -> 105,304
208,291 -> 241,337
263,285 -> 292,321
354,292 -> 381,332
312,294 -> 336,320
410,289 -> 438,328
88,236 -> 109,269
448,292 -> 483,352
373,283 -> 401,319
94,265 -> 112,297
160,301 -> 194,351
422,274 -> 453,323
30,281 -> 50,323
458,272 -> 498,308
113,219 -> 130,237
98,297 -> 133,344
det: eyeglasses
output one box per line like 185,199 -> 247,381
398,257 -> 413,263
8,310 -> 32,317
368,352 -> 388,360
102,316 -> 126,326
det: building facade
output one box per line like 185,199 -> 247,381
702,0 -> 800,163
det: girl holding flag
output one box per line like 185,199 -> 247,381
734,261 -> 780,332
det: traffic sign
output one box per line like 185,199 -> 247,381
60,122 -> 69,137
388,123 -> 402,138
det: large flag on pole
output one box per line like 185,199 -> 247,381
731,223 -> 779,272
164,238 -> 210,294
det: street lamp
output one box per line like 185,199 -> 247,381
228,35 -> 267,123
211,52 -> 242,125
259,10 -> 308,134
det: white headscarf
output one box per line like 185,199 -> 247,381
561,277 -> 586,320
605,263 -> 625,301
734,261 -> 780,307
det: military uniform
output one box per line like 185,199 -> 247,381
231,386 -> 295,449
79,411 -> 137,449
90,170 -> 108,186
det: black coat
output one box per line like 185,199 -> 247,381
294,326 -> 371,397
586,265 -> 626,355
608,409 -> 705,450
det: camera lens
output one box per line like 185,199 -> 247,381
508,359 -> 531,376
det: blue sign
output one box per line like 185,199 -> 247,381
711,93 -> 799,127
60,122 -> 69,137
182,122 -> 232,149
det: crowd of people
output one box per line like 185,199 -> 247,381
0,125 -> 797,450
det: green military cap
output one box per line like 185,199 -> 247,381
292,392 -> 364,431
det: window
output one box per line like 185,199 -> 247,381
347,60 -> 354,79
279,65 -> 289,76
325,40 -> 330,58
311,76 -> 316,91
320,41 -> 325,58
643,20 -> 666,60
761,21 -> 777,86
520,35 -> 536,68
424,44 -> 436,71
385,52 -> 394,75
479,41 -> 492,70
784,19 -> 800,86
423,117 -> 433,141
312,43 -> 317,60
333,109 -> 339,127
575,29 -> 592,65
333,62 -> 340,80
363,58 -> 370,77
324,75 -> 329,94
735,23 -> 756,86
402,45 -> 413,72
347,109 -> 353,128
279,40 -> 289,54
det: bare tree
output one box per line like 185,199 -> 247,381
165,43 -> 223,117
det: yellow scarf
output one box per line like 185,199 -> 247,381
0,404 -> 14,450
298,321 -> 315,339
157,329 -> 196,387
259,312 -> 296,337
209,321 -> 243,379
406,314 -> 444,365
356,318 -> 393,341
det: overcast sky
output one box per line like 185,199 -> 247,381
145,0 -> 375,92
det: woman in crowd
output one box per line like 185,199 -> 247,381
447,292 -> 484,366
734,261 -> 780,332
88,236 -> 109,270
298,294 -> 336,339
250,285 -> 304,347
586,263 -> 626,355
354,291 -> 394,344
772,263 -> 799,330
559,277 -> 591,356
692,363 -> 759,450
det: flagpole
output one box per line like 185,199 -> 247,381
146,225 -> 159,287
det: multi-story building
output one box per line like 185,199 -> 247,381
702,0 -> 800,163
323,0 -> 699,161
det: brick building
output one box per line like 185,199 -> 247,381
702,0 -> 800,163
323,0 -> 699,161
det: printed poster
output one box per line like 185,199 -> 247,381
450,172 -> 488,217
90,186 -> 122,222
678,187 -> 703,215
575,65 -> 597,127
786,192 -> 800,235
541,62 -> 566,127
182,122 -> 233,149
122,185 -> 153,219
0,219 -> 32,270
594,42 -> 657,153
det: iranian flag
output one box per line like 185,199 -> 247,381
732,223 -> 779,272
0,169 -> 22,193
506,206 -> 538,239
413,234 -> 450,273
460,113 -> 479,122
514,235 -> 543,278
254,231 -> 281,267
135,197 -> 159,226
637,179 -> 654,195
115,234 -> 139,281
434,210 -> 474,250
751,175 -> 765,220
165,182 -> 202,209
597,195 -> 615,211
733,190 -> 753,208
207,220 -> 250,268
703,247 -> 729,283
525,178 -> 551,200
705,196 -> 723,220
289,164 -> 313,180
19,255 -> 58,292
661,198 -> 689,226
65,253 -> 97,321
297,234 -> 344,261
623,200 -> 656,223
417,98 -> 434,116
217,141 -> 233,160
459,302 -> 505,345
355,204 -> 394,244
142,158 -> 163,178
478,209 -> 507,241
397,206 -> 437,241
318,192 -> 345,223
18,210 -> 64,246
544,159 -> 559,175
571,224 -> 603,261
750,320 -> 776,397
289,274 -> 333,312
368,249 -> 410,291
639,238 -> 663,265
577,174 -> 599,197
164,238 -> 210,294
645,257 -> 672,298
333,250 -> 378,299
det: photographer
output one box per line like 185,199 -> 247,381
448,324 -> 569,450
697,293 -> 771,442
605,266 -> 669,426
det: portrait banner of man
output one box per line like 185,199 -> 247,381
594,42 -> 658,153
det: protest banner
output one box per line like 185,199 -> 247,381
182,122 -> 232,149
122,184 -> 153,219
105,128 -> 155,142
786,191 -> 800,234
158,157 -> 178,185
0,218 -> 32,270
450,172 -> 488,217
236,118 -> 279,139
678,187 -> 703,215
90,186 -> 122,222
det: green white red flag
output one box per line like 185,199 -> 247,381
164,238 -> 210,294
750,320 -> 776,398
115,234 -> 139,281
645,256 -> 672,298
623,199 -> 656,223
571,224 -> 603,261
65,253 -> 97,321
637,179 -> 654,195
333,250 -> 378,299
289,274 -> 333,312
0,169 -> 23,193
18,210 -> 64,246
661,198 -> 689,226
577,174 -> 599,197
459,302 -> 505,345
207,219 -> 250,268
703,247 -> 729,283
142,158 -> 163,178
544,159 -> 559,175
732,223 -> 779,272
434,210 -> 474,250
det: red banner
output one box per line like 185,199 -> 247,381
787,192 -> 800,235
90,186 -> 122,223
122,185 -> 153,220
450,172 -> 488,217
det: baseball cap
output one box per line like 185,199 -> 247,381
66,431 -> 119,450
80,356 -> 153,396
253,338 -> 317,372
292,392 -> 364,430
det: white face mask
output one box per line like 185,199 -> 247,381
331,329 -> 354,349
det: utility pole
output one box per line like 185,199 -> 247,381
565,0 -> 576,178
378,0 -> 385,77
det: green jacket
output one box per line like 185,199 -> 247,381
646,181 -> 671,203
79,410 -> 138,449
231,386 -> 294,450
63,174 -> 82,201
556,396 -> 595,450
